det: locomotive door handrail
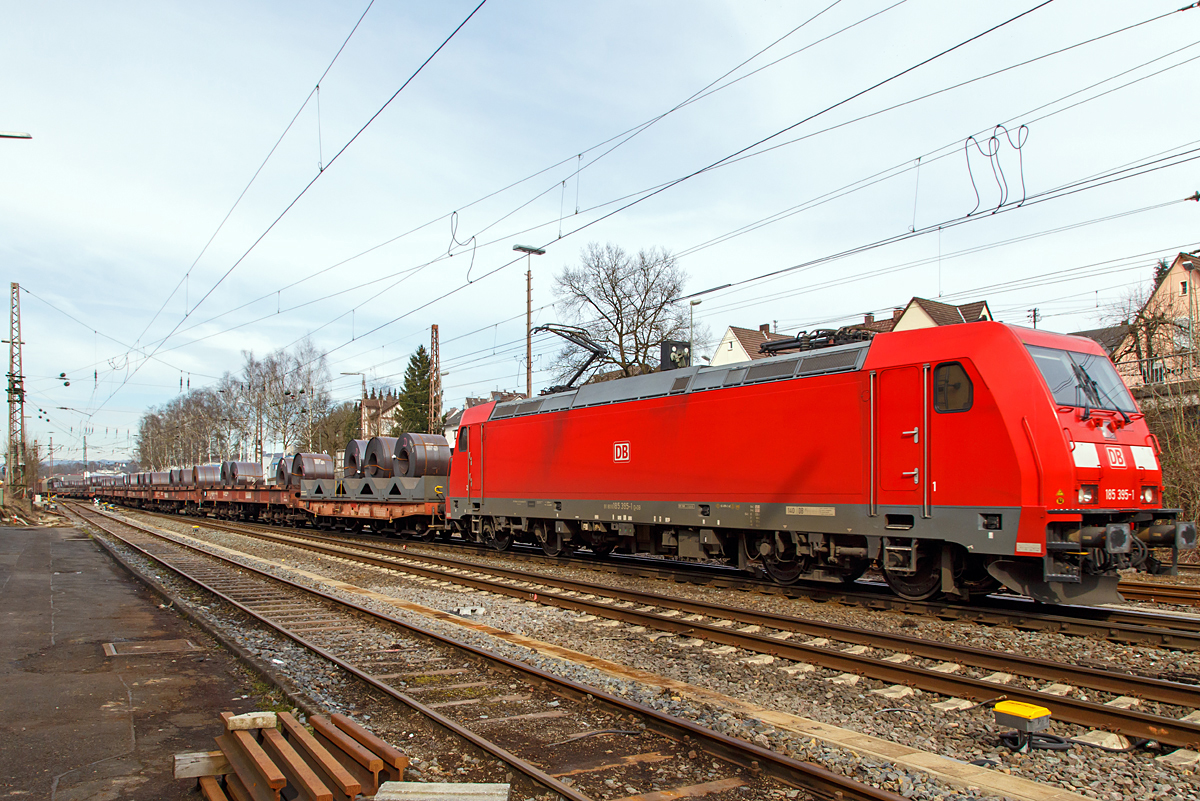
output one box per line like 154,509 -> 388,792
869,370 -> 877,517
922,362 -> 931,519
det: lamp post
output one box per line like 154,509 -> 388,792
513,245 -> 546,398
689,299 -> 702,367
340,372 -> 367,437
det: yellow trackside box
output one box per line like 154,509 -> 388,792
994,701 -> 1051,733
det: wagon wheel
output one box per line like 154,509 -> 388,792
883,540 -> 942,600
482,518 -> 513,551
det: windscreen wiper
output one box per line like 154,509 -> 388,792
1073,359 -> 1131,423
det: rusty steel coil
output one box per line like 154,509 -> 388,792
193,464 -> 221,487
395,432 -> 451,478
275,455 -> 295,487
343,439 -> 368,478
293,453 -> 335,482
363,436 -> 399,478
149,471 -> 171,486
229,461 -> 263,485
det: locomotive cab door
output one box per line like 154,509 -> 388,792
873,365 -> 930,519
465,425 -> 483,507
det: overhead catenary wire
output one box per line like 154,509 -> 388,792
131,0 -> 379,352
139,0 -> 887,351
49,3 -> 1200,431
87,0 -> 489,419
119,2 -> 1184,379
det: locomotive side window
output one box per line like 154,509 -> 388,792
457,426 -> 469,452
934,363 -> 972,412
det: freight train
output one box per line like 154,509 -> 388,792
59,321 -> 1195,605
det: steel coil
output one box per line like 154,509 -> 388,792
229,461 -> 263,485
293,453 -> 335,482
363,437 -> 399,478
344,439 -> 368,478
275,455 -> 294,487
395,432 -> 451,477
193,464 -> 221,487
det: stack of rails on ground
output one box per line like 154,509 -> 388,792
15,320 -> 1199,800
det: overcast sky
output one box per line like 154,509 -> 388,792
4,0 -> 1199,463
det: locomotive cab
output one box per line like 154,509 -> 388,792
995,332 -> 1198,602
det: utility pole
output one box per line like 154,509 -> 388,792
83,435 -> 87,477
429,324 -> 442,435
1028,308 -> 1041,329
6,282 -> 26,501
513,245 -> 546,398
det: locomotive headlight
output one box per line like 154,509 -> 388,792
1142,486 -> 1157,504
1078,485 -> 1098,504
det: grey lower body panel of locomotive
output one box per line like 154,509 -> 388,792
450,495 -> 1023,555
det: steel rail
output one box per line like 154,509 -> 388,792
71,503 -> 903,801
1119,581 -> 1200,607
217,514 -> 1200,648
66,505 -> 593,801
163,513 -> 1200,749
201,518 -> 1200,709
126,506 -> 1200,648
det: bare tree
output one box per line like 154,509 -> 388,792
552,243 -> 707,381
134,339 -> 337,467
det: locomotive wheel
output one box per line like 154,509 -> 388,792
588,541 -> 615,556
761,552 -> 807,585
534,522 -> 569,557
745,532 -> 808,585
958,553 -> 1000,596
482,519 -> 513,551
883,541 -> 941,600
837,558 -> 870,584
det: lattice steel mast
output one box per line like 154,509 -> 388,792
429,324 -> 441,435
6,283 -> 26,500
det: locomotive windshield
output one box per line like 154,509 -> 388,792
1026,345 -> 1136,414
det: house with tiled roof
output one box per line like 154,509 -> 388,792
709,324 -> 795,366
889,297 -> 992,330
708,299 -> 992,366
1081,251 -> 1200,389
1070,324 -> 1132,357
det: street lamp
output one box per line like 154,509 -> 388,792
689,299 -> 702,367
513,245 -> 546,398
340,372 -> 367,437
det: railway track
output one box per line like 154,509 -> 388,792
119,507 -> 1200,750
1118,580 -> 1200,607
65,502 -> 901,801
133,507 -> 1200,652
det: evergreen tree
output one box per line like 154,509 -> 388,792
1154,258 -> 1172,287
396,345 -> 434,434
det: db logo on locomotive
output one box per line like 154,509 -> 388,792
1106,446 -> 1126,468
613,441 -> 631,463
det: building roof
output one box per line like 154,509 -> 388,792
1070,324 -> 1132,356
908,297 -> 990,326
728,325 -> 794,360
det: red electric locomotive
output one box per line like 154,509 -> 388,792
447,321 -> 1196,604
